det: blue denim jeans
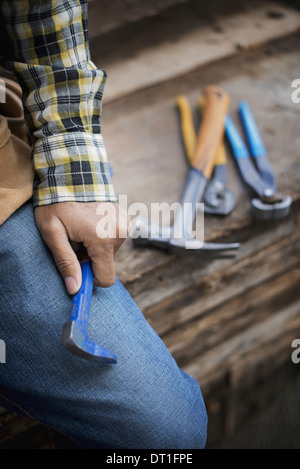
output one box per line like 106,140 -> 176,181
0,202 -> 207,449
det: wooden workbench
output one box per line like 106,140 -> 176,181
99,11 -> 300,446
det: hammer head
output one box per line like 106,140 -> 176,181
62,260 -> 117,365
62,320 -> 117,364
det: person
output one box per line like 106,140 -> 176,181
0,0 -> 207,449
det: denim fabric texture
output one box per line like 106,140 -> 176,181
0,202 -> 207,449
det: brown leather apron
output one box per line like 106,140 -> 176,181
0,77 -> 33,225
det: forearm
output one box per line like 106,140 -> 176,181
0,0 -> 117,206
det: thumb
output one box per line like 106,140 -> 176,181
39,218 -> 82,295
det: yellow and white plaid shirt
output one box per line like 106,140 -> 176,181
0,0 -> 117,207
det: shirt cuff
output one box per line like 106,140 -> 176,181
32,132 -> 118,207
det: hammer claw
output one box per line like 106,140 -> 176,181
62,260 -> 117,364
62,321 -> 117,364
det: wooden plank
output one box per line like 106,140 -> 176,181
205,353 -> 300,447
90,2 -> 300,102
143,222 -> 300,335
87,0 -> 191,37
228,327 -> 300,391
0,412 -> 42,446
163,267 -> 300,365
183,300 -> 300,393
127,216 -> 296,311
101,35 -> 300,294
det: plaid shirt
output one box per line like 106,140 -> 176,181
0,0 -> 117,207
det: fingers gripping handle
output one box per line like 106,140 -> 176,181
70,260 -> 94,329
192,86 -> 230,178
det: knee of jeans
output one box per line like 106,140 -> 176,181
137,380 -> 207,449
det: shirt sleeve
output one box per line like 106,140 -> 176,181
0,0 -> 117,207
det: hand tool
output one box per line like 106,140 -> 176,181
225,101 -> 292,220
62,259 -> 117,364
132,86 -> 240,256
198,95 -> 236,215
176,94 -> 236,216
203,144 -> 236,216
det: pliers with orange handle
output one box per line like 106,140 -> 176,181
176,92 -> 236,215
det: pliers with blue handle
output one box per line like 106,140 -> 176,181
225,101 -> 292,220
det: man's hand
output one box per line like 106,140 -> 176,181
35,202 -> 128,295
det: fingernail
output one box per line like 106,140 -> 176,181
64,277 -> 77,295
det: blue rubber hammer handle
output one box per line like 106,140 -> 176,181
70,260 -> 94,332
239,101 -> 267,158
64,259 -> 117,363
